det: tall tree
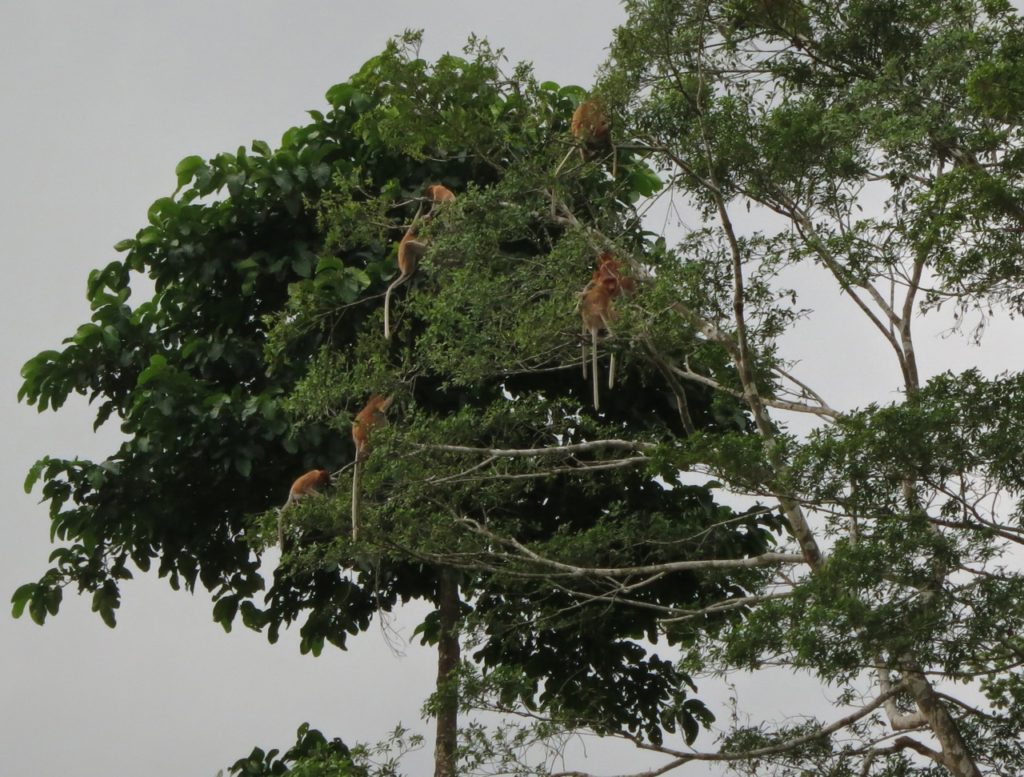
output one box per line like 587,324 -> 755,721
16,34 -> 776,776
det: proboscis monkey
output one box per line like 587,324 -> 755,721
572,99 -> 612,157
384,203 -> 428,339
556,98 -> 613,174
278,468 -> 332,551
350,394 -> 393,540
579,252 -> 633,407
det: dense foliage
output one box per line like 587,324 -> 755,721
16,32 -> 782,771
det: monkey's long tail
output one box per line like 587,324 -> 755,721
384,275 -> 410,340
351,458 -> 361,541
606,319 -> 616,390
591,327 -> 600,410
581,322 -> 589,379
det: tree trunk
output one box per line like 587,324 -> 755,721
903,667 -> 983,777
434,567 -> 460,777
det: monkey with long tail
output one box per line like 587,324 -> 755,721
384,203 -> 427,340
278,468 -> 332,552
350,394 -> 393,540
383,185 -> 458,339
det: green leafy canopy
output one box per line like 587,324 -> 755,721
17,33 -> 772,748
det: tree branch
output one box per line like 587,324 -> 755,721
418,439 -> 657,459
457,516 -> 805,577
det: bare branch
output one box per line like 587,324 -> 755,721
425,457 -> 650,485
670,362 -> 841,419
418,439 -> 657,459
562,686 -> 902,773
458,516 -> 804,577
771,364 -> 836,415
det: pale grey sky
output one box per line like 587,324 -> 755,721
3,3 -> 1022,777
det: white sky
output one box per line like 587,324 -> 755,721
2,3 -> 1021,777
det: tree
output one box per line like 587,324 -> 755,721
470,0 -> 1023,773
219,724 -> 367,777
16,33 -> 775,777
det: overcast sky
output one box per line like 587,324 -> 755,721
3,3 -> 1022,777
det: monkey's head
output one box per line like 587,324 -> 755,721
595,253 -> 634,297
373,394 -> 394,413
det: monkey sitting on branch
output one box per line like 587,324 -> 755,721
579,252 -> 634,410
556,98 -> 614,175
350,393 -> 393,541
383,184 -> 457,339
277,468 -> 332,552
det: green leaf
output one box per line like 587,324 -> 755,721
28,596 -> 47,625
681,711 -> 699,745
147,196 -> 177,225
226,172 -> 246,199
19,350 -> 59,381
98,607 -> 116,628
24,458 -> 49,493
212,595 -> 239,633
137,355 -> 168,386
326,82 -> 355,107
292,252 -> 315,278
137,226 -> 160,246
315,256 -> 343,274
10,583 -> 37,619
44,586 -> 62,616
311,162 -> 332,187
181,338 -> 204,359
175,155 -> 206,188
71,323 -> 100,346
281,127 -> 301,149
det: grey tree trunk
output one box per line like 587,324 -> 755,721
434,567 -> 460,777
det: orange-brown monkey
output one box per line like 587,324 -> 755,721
571,99 -> 612,158
352,394 -> 391,458
556,99 -> 613,174
278,468 -> 332,551
579,253 -> 634,408
384,203 -> 428,339
350,394 -> 393,540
